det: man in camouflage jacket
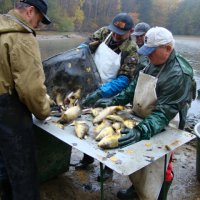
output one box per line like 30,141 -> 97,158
81,13 -> 138,106
76,13 -> 138,171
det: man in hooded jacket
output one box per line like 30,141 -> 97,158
0,0 -> 51,199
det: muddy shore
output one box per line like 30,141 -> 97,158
40,142 -> 200,200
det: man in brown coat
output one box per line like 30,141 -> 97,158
0,0 -> 51,199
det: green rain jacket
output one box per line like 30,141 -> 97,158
111,50 -> 195,139
86,27 -> 138,79
134,54 -> 149,75
0,10 -> 50,120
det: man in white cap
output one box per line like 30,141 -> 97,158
0,0 -> 51,199
95,27 -> 196,200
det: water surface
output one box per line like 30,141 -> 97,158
38,34 -> 200,115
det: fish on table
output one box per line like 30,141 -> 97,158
93,119 -> 111,135
93,106 -> 124,124
74,121 -> 89,139
57,105 -> 81,124
98,133 -> 121,149
95,126 -> 115,141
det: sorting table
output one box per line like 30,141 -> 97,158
33,114 -> 195,199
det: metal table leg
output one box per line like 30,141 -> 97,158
162,154 -> 167,199
100,162 -> 104,200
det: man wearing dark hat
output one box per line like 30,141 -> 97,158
76,13 -> 138,176
0,0 -> 51,199
132,22 -> 151,74
81,13 -> 138,105
133,22 -> 150,48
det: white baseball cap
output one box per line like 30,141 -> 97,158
138,27 -> 174,55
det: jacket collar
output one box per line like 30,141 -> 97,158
7,10 -> 36,36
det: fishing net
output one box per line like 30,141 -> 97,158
43,47 -> 102,100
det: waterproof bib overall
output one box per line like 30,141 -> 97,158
130,65 -> 172,200
0,92 -> 40,200
132,71 -> 158,118
93,32 -> 121,83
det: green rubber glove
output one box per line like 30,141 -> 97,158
81,89 -> 102,107
119,128 -> 141,147
94,98 -> 114,108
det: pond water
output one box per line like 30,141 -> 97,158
175,36 -> 200,115
38,34 -> 200,116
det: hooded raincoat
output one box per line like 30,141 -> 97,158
0,10 -> 50,119
0,10 -> 50,199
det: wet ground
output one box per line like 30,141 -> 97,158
40,111 -> 200,199
40,139 -> 200,200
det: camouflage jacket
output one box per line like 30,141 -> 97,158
86,27 -> 139,79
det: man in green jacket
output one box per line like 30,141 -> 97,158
0,0 -> 51,199
95,27 -> 195,200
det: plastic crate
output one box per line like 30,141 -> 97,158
34,125 -> 72,182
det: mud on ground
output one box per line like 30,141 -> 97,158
40,138 -> 200,200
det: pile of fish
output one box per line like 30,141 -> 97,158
50,88 -> 91,140
50,88 -> 82,126
49,90 -> 139,149
83,106 -> 138,149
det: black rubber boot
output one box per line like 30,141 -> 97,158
158,179 -> 173,200
75,154 -> 94,169
97,166 -> 113,182
117,185 -> 138,200
0,179 -> 12,200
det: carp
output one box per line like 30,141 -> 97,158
65,89 -> 82,108
112,122 -> 123,131
74,121 -> 89,139
56,92 -> 63,106
106,114 -> 124,123
82,107 -> 103,117
93,106 -> 124,124
52,121 -> 65,129
93,120 -> 111,134
53,91 -> 65,110
51,87 -> 66,110
73,88 -> 81,99
57,105 -> 81,124
98,133 -> 121,149
95,126 -> 114,141
123,119 -> 138,129
91,107 -> 104,117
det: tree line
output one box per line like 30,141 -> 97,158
1,0 -> 200,35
